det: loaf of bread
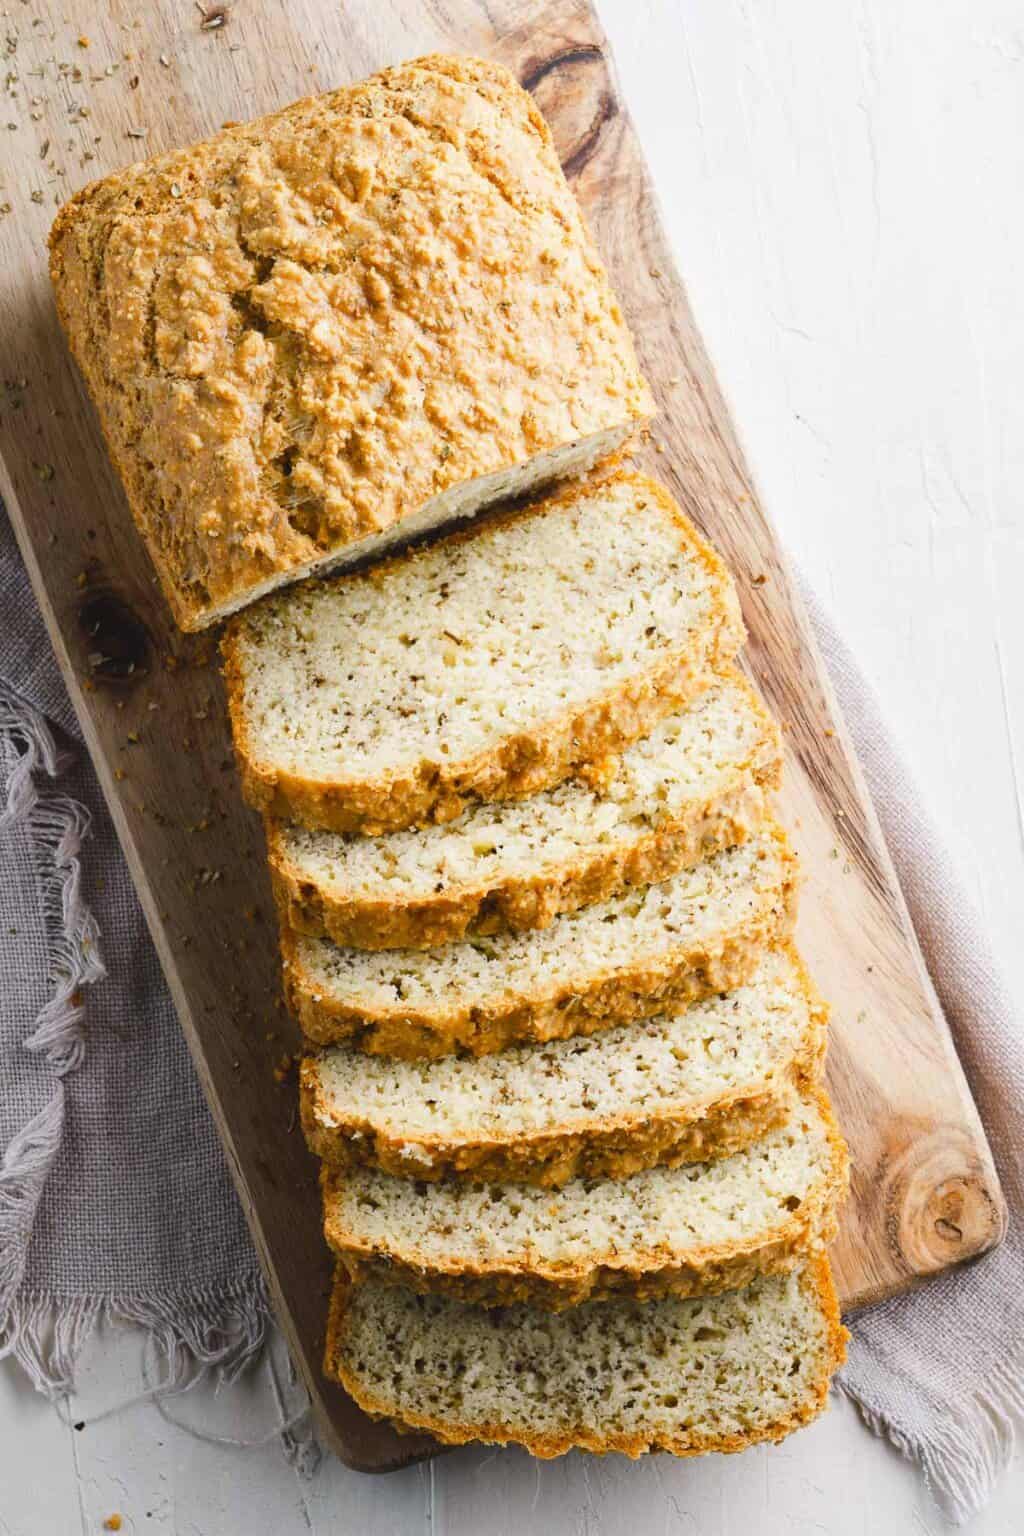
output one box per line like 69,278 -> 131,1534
324,1258 -> 847,1457
49,42 -> 848,1459
223,472 -> 744,834
300,944 -> 826,1185
285,820 -> 798,1058
269,666 -> 781,950
49,55 -> 653,630
322,1087 -> 848,1308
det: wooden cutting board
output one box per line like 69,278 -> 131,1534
0,0 -> 1005,1471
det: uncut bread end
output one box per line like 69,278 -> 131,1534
283,822 -> 799,1059
323,1258 -> 848,1459
267,668 -> 782,951
50,54 -> 652,631
222,473 -> 745,835
299,944 -> 828,1187
321,1086 -> 849,1309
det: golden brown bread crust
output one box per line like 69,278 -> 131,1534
323,1255 -> 849,1458
266,672 -> 782,950
299,962 -> 828,1187
303,1074 -> 810,1187
223,473 -> 746,834
284,914 -> 788,1059
321,1087 -> 849,1309
338,1233 -> 810,1312
283,823 -> 798,1059
49,54 -> 653,631
270,783 -> 763,950
270,782 -> 767,949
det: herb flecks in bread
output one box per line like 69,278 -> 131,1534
224,472 -> 744,834
322,1087 -> 849,1308
300,944 -> 826,1185
269,667 -> 781,949
325,1259 -> 848,1458
286,821 -> 798,1059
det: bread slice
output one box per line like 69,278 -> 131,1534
285,819 -> 798,1058
50,55 -> 653,631
322,1087 -> 848,1309
300,944 -> 826,1186
269,667 -> 781,951
223,472 -> 744,833
324,1257 -> 848,1458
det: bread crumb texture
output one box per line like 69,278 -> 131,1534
286,819 -> 797,1058
48,54 -> 652,629
325,1258 -> 848,1457
322,1086 -> 849,1307
300,943 -> 826,1184
269,666 -> 781,948
225,472 -> 744,833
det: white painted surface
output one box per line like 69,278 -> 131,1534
2,0 -> 1023,1530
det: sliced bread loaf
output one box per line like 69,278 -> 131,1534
269,667 -> 781,950
324,1258 -> 848,1458
223,472 -> 745,834
285,820 -> 798,1058
300,944 -> 826,1185
322,1087 -> 848,1308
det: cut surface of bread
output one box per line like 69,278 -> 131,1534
270,667 -> 781,950
286,819 -> 798,1058
50,54 -> 652,630
322,1087 -> 848,1308
300,944 -> 826,1185
224,472 -> 744,832
324,1258 -> 848,1458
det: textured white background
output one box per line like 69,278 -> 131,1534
2,0 -> 1023,1530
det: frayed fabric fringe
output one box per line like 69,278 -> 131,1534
840,1354 -> 1024,1526
0,686 -> 318,1472
841,1357 -> 1024,1523
0,685 -> 103,1314
1,1279 -> 271,1400
0,1281 -> 319,1473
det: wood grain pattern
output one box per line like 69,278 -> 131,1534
0,0 -> 1004,1471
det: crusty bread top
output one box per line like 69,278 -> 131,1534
325,1258 -> 847,1458
48,54 -> 652,630
223,472 -> 744,831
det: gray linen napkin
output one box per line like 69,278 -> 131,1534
0,504 -> 1020,1519
0,508 -> 314,1468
